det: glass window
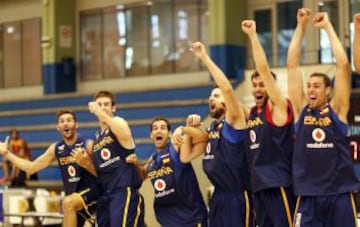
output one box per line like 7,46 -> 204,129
3,21 -> 22,87
125,5 -> 150,76
174,0 -> 203,72
254,9 -> 273,65
149,0 -> 174,74
80,12 -> 102,81
318,0 -> 339,64
103,8 -> 126,79
277,1 -> 302,66
22,18 -> 41,86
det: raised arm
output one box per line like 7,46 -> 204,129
241,20 -> 288,125
0,137 -> 56,175
190,42 -> 246,129
353,13 -> 360,74
287,8 -> 311,120
89,102 -> 135,149
313,12 -> 351,122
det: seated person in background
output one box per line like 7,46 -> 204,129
0,128 -> 38,184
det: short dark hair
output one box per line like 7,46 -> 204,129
251,70 -> 277,81
94,90 -> 116,106
150,117 -> 171,132
309,72 -> 331,88
56,109 -> 77,122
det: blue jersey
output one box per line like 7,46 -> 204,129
293,105 -> 360,195
147,143 -> 208,227
55,135 -> 99,195
247,101 -> 294,192
92,127 -> 142,193
203,120 -> 251,192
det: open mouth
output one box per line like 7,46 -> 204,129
155,136 -> 163,142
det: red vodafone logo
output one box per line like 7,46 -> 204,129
312,128 -> 325,142
101,148 -> 111,160
68,165 -> 76,177
154,179 -> 166,191
249,130 -> 256,143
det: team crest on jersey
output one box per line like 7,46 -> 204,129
154,179 -> 166,191
312,128 -> 325,142
68,165 -> 76,177
162,157 -> 170,165
101,148 -> 111,160
249,130 -> 256,143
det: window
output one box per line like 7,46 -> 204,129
79,0 -> 208,81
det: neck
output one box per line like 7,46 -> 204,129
64,134 -> 78,146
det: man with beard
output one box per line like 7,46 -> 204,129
126,116 -> 208,227
287,10 -> 360,226
0,109 -> 101,227
174,42 -> 253,227
241,20 -> 295,226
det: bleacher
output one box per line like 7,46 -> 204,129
0,85 -> 212,180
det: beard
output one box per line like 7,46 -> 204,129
210,107 -> 225,119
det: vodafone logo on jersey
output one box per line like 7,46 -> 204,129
312,128 -> 325,142
101,148 -> 111,160
68,165 -> 76,177
154,179 -> 166,191
249,130 -> 256,143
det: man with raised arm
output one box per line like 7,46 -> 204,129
287,9 -> 360,227
241,20 -> 296,227
0,109 -> 100,227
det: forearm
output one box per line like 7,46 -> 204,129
249,32 -> 270,74
354,30 -> 360,73
324,23 -> 349,67
3,151 -> 35,175
287,24 -> 306,67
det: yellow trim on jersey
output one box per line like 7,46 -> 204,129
122,187 -> 131,227
293,196 -> 301,226
350,192 -> 358,227
280,187 -> 293,227
133,193 -> 142,227
244,190 -> 250,227
75,188 -> 93,217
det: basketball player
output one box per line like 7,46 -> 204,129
88,90 -> 144,227
241,20 -> 295,227
126,116 -> 208,227
0,109 -> 100,227
287,10 -> 360,227
177,42 -> 253,227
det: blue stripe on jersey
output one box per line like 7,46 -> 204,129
222,120 -> 247,144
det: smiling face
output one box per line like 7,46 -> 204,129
150,119 -> 171,152
251,75 -> 269,108
57,112 -> 77,140
306,73 -> 331,109
208,88 -> 226,120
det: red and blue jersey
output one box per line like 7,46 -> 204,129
247,101 -> 294,192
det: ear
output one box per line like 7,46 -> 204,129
325,86 -> 331,96
112,106 -> 116,113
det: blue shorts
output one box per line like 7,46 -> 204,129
294,192 -> 357,227
75,184 -> 101,226
253,186 -> 295,227
209,189 -> 253,227
96,187 -> 144,227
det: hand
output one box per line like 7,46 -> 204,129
190,42 -> 208,60
354,13 -> 360,32
241,20 -> 256,35
125,154 -> 138,165
71,147 -> 90,168
186,114 -> 202,127
171,127 -> 184,146
0,136 -> 9,156
297,8 -> 311,25
312,12 -> 330,29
